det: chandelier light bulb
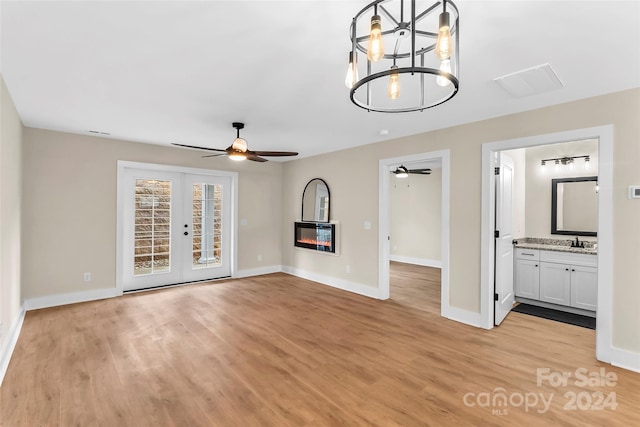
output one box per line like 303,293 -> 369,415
345,51 -> 359,89
435,11 -> 453,60
388,65 -> 400,99
436,59 -> 452,86
367,14 -> 384,62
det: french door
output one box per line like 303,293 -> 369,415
122,168 -> 232,291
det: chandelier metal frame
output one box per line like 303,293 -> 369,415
346,0 -> 460,113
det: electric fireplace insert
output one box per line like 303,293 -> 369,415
294,222 -> 336,253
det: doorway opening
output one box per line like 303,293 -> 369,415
481,126 -> 613,363
379,150 -> 450,317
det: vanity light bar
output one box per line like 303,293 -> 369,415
540,155 -> 590,168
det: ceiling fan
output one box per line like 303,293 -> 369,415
391,165 -> 431,178
391,165 -> 432,178
172,122 -> 298,162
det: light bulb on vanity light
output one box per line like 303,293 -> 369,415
367,13 -> 384,62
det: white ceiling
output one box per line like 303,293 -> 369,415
1,1 -> 639,160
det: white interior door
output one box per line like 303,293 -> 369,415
495,153 -> 515,325
122,168 -> 232,291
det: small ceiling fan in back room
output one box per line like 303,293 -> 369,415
391,165 -> 432,178
172,122 -> 298,162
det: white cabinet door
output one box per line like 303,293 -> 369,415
539,262 -> 571,306
515,259 -> 540,299
571,266 -> 598,311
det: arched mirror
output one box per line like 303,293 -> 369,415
301,178 -> 330,222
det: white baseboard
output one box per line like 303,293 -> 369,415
390,255 -> 442,268
610,347 -> 640,373
0,305 -> 26,387
24,287 -> 121,311
442,305 -> 483,328
282,266 -> 384,299
234,265 -> 282,278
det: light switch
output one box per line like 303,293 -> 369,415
364,221 -> 372,230
240,218 -> 248,226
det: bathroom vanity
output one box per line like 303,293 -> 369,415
514,238 -> 597,317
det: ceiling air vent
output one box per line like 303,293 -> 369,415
493,63 -> 564,98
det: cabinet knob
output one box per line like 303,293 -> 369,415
535,264 -> 538,267
565,268 -> 569,271
572,269 -> 576,272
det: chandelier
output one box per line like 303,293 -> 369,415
345,0 -> 460,113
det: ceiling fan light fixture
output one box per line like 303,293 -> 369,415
228,151 -> 247,161
394,166 -> 409,178
231,137 -> 248,152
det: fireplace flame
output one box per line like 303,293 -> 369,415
297,238 -> 331,247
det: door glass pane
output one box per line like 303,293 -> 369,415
192,183 -> 222,269
134,179 -> 171,275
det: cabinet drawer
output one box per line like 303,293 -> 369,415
515,248 -> 539,260
540,250 -> 597,267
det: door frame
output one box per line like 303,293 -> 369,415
480,125 -> 613,363
116,161 -> 238,295
378,149 -> 450,316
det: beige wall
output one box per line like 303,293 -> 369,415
282,88 -> 640,353
524,139 -> 599,240
390,168 -> 442,262
1,75 -> 23,351
21,128 -> 283,300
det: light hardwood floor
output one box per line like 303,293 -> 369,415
389,261 -> 441,315
2,272 -> 639,426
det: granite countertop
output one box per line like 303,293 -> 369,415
513,237 -> 597,255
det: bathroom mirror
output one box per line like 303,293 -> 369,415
551,176 -> 598,236
301,178 -> 330,222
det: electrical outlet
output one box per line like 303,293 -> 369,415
257,254 -> 263,262
346,265 -> 351,274
83,272 -> 91,282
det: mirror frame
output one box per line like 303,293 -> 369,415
551,176 -> 598,237
301,178 -> 330,223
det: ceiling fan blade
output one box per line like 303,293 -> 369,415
408,168 -> 432,174
172,143 -> 228,153
246,154 -> 268,162
251,150 -> 299,157
201,153 -> 227,158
